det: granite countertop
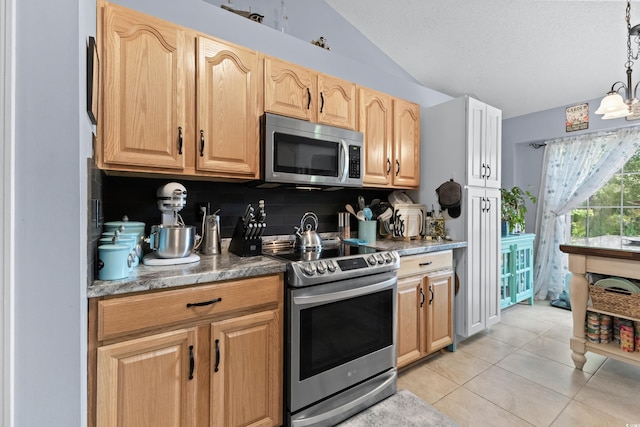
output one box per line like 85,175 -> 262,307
89,237 -> 467,298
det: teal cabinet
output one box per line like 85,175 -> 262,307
500,233 -> 535,309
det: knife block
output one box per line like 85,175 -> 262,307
229,217 -> 262,257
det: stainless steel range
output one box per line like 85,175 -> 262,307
263,240 -> 400,427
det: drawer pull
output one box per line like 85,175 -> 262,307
419,261 -> 433,267
186,297 -> 222,308
214,339 -> 220,372
189,345 -> 194,380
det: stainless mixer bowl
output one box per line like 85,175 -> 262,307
149,225 -> 195,258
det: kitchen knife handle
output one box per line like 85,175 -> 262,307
320,92 -> 325,113
186,297 -> 222,308
178,127 -> 183,155
199,130 -> 205,157
188,345 -> 194,380
306,87 -> 312,110
214,339 -> 220,372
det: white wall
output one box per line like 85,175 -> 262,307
13,0 -> 94,425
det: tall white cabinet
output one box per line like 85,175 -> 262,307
416,96 -> 502,338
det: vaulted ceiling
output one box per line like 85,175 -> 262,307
325,0 -> 636,119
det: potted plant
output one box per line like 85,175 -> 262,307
500,186 -> 537,235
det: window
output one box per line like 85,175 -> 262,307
571,151 -> 640,240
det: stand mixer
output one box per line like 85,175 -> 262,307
157,182 -> 188,225
143,182 -> 201,266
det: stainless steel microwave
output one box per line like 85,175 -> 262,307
262,113 -> 364,188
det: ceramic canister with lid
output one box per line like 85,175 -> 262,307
98,243 -> 131,280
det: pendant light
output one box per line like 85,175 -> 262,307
596,0 -> 640,119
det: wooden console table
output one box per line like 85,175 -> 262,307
560,241 -> 640,370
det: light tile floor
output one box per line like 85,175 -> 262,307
398,301 -> 640,427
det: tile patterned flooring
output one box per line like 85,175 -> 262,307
398,301 -> 640,427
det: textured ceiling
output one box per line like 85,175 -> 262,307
325,0 -> 636,119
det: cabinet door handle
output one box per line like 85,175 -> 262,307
481,162 -> 486,178
320,92 -> 325,113
419,261 -> 433,267
420,288 -> 425,308
178,127 -> 183,155
386,158 -> 391,175
306,87 -> 312,110
429,285 -> 434,305
186,297 -> 222,308
188,345 -> 194,380
199,130 -> 205,157
486,163 -> 491,178
395,159 -> 400,176
214,339 -> 220,372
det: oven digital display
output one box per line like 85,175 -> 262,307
336,257 -> 368,271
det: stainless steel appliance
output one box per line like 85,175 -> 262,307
263,240 -> 399,427
262,113 -> 363,188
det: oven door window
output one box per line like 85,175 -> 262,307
299,289 -> 393,380
273,132 -> 339,177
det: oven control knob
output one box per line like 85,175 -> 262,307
303,263 -> 316,276
316,261 -> 326,274
327,260 -> 337,272
367,255 -> 377,266
383,252 -> 392,263
375,254 -> 385,264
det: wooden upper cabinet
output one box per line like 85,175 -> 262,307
317,73 -> 357,129
196,36 -> 260,179
393,98 -> 420,188
102,4 -> 188,170
264,56 -> 357,129
264,57 -> 315,121
359,87 -> 393,187
360,88 -> 420,189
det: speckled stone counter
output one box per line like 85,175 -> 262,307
89,238 -> 466,298
89,252 -> 286,298
369,238 -> 467,256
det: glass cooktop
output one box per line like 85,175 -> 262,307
262,241 -> 381,263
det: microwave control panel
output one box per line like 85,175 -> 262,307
348,145 -> 361,179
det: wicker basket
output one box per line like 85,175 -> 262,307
589,284 -> 640,318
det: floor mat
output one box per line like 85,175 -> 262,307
336,389 -> 460,427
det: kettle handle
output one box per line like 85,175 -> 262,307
300,212 -> 319,232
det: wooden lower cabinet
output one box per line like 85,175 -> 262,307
97,328 -> 199,427
396,252 -> 454,369
210,310 -> 281,427
89,274 -> 283,427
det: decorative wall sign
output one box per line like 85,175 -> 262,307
87,36 -> 99,125
566,103 -> 589,132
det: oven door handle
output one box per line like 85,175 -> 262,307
339,138 -> 349,183
292,276 -> 396,306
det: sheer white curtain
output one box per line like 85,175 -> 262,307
533,126 -> 640,300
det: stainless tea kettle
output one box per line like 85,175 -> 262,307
294,212 -> 323,252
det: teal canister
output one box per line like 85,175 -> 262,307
99,236 -> 137,269
98,243 -> 131,280
358,220 -> 377,243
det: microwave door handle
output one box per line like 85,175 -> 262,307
339,139 -> 349,183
